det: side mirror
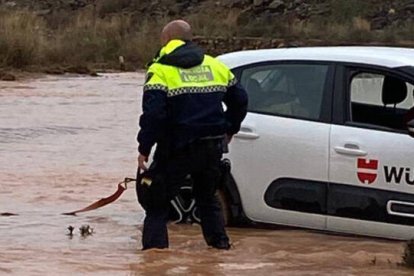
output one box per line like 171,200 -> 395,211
408,119 -> 414,138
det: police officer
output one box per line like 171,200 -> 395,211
137,20 -> 248,250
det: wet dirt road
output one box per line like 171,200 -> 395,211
0,73 -> 412,275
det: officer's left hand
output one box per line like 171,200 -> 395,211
138,154 -> 148,171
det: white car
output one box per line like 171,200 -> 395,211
170,47 -> 414,240
213,46 -> 414,240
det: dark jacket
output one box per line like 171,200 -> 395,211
137,41 -> 248,156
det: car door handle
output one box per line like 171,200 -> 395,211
234,127 -> 260,140
387,200 -> 414,218
334,144 -> 367,156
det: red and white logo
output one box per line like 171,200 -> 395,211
357,158 -> 378,184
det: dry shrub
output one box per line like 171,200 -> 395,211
0,7 -> 161,70
45,12 -> 130,65
290,18 -> 374,42
223,9 -> 242,32
43,12 -> 161,68
118,19 -> 163,67
186,9 -> 239,37
0,9 -> 45,68
98,0 -> 137,17
353,17 -> 370,31
329,0 -> 369,24
284,20 -> 318,40
0,2 -> 413,71
383,22 -> 414,42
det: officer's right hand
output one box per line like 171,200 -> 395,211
138,154 -> 149,171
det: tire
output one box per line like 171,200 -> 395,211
168,160 -> 251,226
168,177 -> 198,224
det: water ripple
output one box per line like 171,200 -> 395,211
0,126 -> 93,143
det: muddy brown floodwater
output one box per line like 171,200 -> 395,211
0,73 -> 413,275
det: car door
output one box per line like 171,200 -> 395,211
228,61 -> 334,230
328,64 -> 414,239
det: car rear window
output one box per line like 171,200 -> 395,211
349,72 -> 414,131
351,73 -> 414,109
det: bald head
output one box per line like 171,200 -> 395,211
160,20 -> 192,46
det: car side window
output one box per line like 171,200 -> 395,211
349,72 -> 414,131
240,64 -> 329,120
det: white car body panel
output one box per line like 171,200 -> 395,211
219,46 -> 414,69
329,125 -> 414,194
229,113 -> 329,229
328,125 -> 414,239
327,216 -> 414,240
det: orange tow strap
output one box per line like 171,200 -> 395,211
62,178 -> 136,216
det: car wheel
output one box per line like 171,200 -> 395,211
169,184 -> 199,224
168,160 -> 246,226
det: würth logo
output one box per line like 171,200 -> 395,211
357,158 -> 378,184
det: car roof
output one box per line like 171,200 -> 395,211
217,46 -> 414,69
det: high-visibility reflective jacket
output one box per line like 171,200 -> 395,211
137,39 -> 248,156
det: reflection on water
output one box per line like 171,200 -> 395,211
0,73 -> 412,275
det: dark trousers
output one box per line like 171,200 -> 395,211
142,139 -> 229,250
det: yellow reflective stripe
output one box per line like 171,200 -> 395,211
228,77 -> 237,87
143,84 -> 168,92
145,50 -> 237,94
168,85 -> 227,97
